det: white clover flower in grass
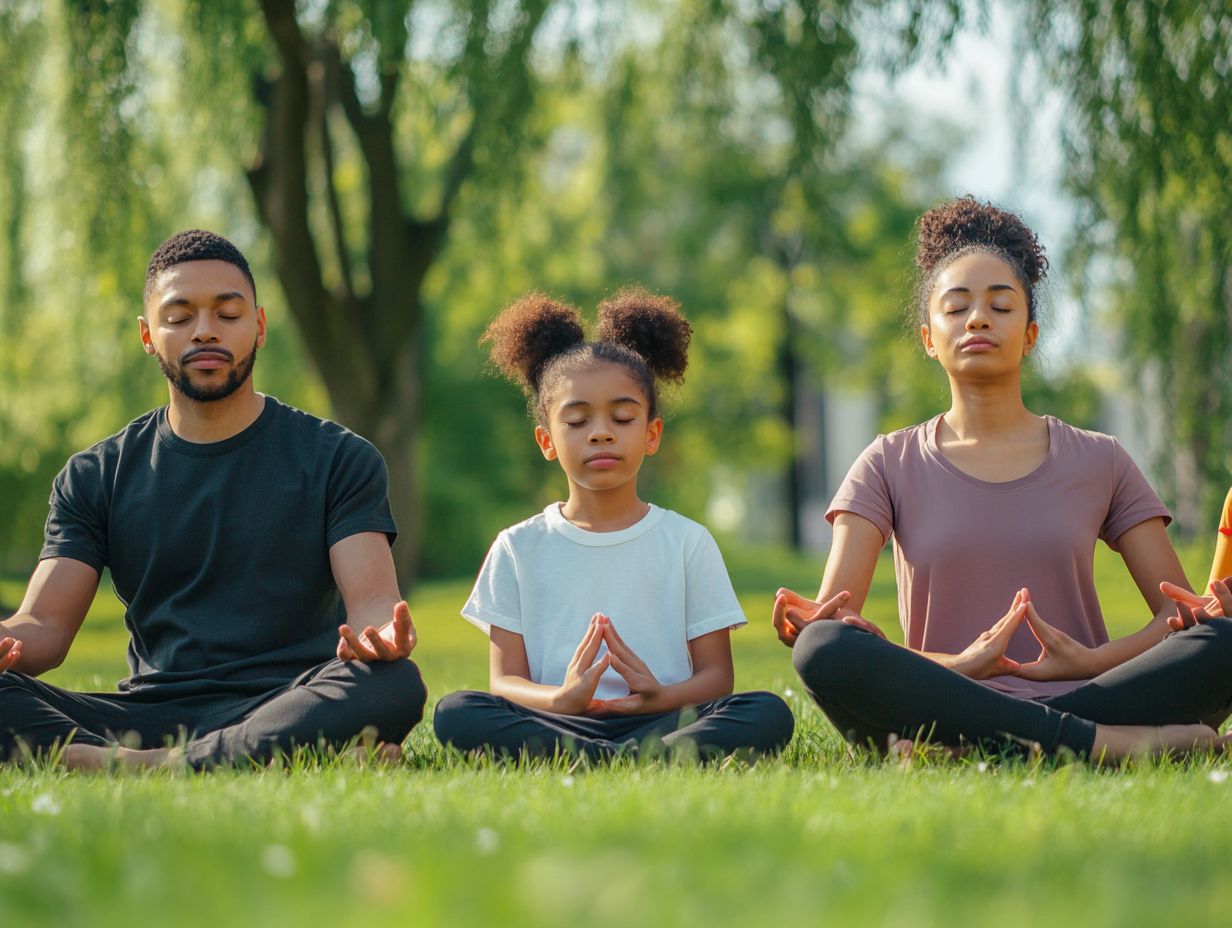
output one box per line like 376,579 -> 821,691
1208,770 -> 1228,784
0,843 -> 29,875
31,794 -> 60,815
261,845 -> 296,879
475,827 -> 500,855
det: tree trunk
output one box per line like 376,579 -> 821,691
778,289 -> 803,549
336,335 -> 424,589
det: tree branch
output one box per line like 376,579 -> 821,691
312,51 -> 355,300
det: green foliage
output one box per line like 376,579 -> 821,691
2,0 -> 1180,575
912,0 -> 1232,525
1030,0 -> 1232,523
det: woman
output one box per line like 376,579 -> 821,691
776,196 -> 1232,761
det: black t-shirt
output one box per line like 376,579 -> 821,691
40,396 -> 397,697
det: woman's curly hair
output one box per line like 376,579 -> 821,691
913,195 -> 1049,323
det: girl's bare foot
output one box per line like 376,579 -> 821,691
1091,723 -> 1229,762
351,742 -> 403,765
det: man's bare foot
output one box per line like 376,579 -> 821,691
63,743 -> 186,772
1091,723 -> 1229,763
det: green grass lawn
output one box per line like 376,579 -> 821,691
2,543 -> 1230,927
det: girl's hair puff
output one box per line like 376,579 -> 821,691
913,195 -> 1050,324
482,286 -> 692,424
595,286 -> 691,385
480,292 -> 585,394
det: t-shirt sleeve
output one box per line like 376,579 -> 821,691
1209,486 -> 1232,586
461,535 -> 523,636
40,453 -> 109,572
826,436 -> 894,543
1100,439 -> 1172,549
683,529 -> 747,640
325,436 -> 398,548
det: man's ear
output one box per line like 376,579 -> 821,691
534,426 -> 557,461
256,305 -> 267,348
139,315 -> 155,356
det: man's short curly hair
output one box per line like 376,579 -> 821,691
143,230 -> 257,305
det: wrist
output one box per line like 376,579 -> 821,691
923,650 -> 967,675
1084,642 -> 1117,676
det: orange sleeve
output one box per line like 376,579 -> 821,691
1209,486 -> 1232,588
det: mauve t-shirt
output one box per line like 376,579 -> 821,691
826,415 -> 1171,698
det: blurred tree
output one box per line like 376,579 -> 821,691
6,0 -> 870,584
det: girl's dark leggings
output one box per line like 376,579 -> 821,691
791,618 -> 1232,756
433,689 -> 795,761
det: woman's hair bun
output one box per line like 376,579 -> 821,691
480,293 -> 586,392
915,195 -> 1049,285
595,286 -> 691,382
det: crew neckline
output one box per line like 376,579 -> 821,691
155,396 -> 277,458
544,502 -> 666,546
925,413 -> 1060,491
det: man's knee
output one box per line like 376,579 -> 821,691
342,659 -> 428,736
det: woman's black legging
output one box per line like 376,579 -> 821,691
792,618 -> 1232,756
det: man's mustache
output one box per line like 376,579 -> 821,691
180,346 -> 235,364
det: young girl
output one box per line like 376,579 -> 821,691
774,196 -> 1232,761
433,289 -> 793,760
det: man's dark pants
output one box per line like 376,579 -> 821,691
0,658 -> 426,768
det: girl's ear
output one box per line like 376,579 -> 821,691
534,425 -> 558,461
920,323 -> 937,359
644,418 -> 664,456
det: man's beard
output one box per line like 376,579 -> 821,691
156,338 -> 259,403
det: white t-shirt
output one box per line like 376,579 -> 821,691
462,504 -> 747,700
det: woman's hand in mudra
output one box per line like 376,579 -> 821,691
772,589 -> 883,646
1013,591 -> 1102,681
946,589 -> 1029,679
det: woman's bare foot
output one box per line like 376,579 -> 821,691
886,736 -> 972,763
1091,723 -> 1229,762
63,743 -> 186,772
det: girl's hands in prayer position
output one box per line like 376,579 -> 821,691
588,615 -> 664,715
551,614 -> 611,715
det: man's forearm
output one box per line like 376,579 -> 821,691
340,596 -> 401,635
1,612 -> 73,675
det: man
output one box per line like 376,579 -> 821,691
0,230 -> 426,769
